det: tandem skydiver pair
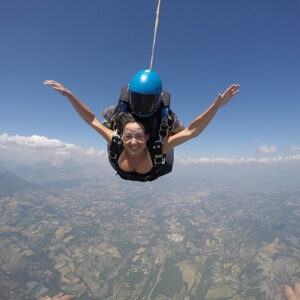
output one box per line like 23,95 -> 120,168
44,70 -> 239,182
102,69 -> 184,182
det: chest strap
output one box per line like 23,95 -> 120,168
152,140 -> 165,165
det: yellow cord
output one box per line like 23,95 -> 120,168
150,0 -> 161,70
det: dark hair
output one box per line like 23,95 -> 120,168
112,112 -> 149,135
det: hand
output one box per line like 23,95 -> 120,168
284,284 -> 300,300
214,84 -> 239,109
44,80 -> 72,97
40,293 -> 76,300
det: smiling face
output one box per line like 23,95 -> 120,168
122,122 -> 150,157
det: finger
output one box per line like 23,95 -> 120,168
224,86 -> 234,94
295,283 -> 300,296
231,85 -> 239,92
44,80 -> 60,86
229,84 -> 239,90
284,285 -> 296,298
61,295 -> 76,300
224,86 -> 236,96
44,81 -> 58,86
53,293 -> 64,299
229,84 -> 238,90
232,85 -> 239,91
56,295 -> 76,300
44,80 -> 53,85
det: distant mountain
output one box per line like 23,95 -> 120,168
0,160 -> 111,196
0,167 -> 30,196
10,159 -> 112,185
11,160 -> 82,183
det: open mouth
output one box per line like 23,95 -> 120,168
130,146 -> 139,151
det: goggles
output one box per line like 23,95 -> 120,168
122,129 -> 146,142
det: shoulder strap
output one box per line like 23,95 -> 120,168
120,85 -> 129,103
112,86 -> 129,116
161,90 -> 170,107
147,139 -> 166,166
107,86 -> 129,127
108,132 -> 123,161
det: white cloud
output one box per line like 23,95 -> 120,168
177,155 -> 300,165
1,133 -> 300,169
259,144 -> 277,154
0,133 -> 75,150
85,147 -> 98,156
253,138 -> 263,144
290,146 -> 300,152
0,133 -> 106,165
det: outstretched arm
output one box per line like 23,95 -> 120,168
163,84 -> 239,151
44,80 -> 113,143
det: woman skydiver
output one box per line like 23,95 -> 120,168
44,73 -> 239,182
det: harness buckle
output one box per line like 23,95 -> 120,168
154,154 -> 165,165
109,151 -> 118,160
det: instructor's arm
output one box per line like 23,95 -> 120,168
44,80 -> 113,143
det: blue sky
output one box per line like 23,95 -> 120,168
1,0 -> 300,160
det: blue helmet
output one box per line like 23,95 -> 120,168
129,69 -> 162,117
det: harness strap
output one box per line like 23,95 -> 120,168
152,140 -> 166,165
159,107 -> 169,138
108,86 -> 173,168
108,132 -> 122,161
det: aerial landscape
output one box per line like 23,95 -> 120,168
0,163 -> 299,300
1,0 -> 300,299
